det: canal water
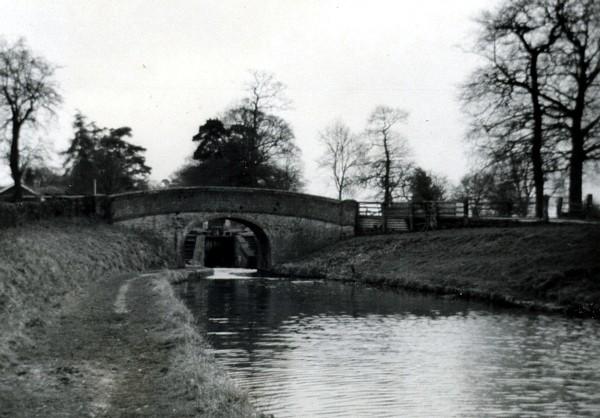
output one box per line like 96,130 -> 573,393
176,268 -> 600,417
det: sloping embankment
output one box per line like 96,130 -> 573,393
272,225 -> 600,318
0,220 -> 261,417
0,219 -> 173,367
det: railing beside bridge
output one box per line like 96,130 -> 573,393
357,195 -> 596,235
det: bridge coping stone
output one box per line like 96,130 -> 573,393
108,186 -> 358,227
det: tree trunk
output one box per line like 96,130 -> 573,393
568,135 -> 584,215
383,134 -> 391,207
384,160 -> 391,207
382,133 -> 391,233
530,56 -> 545,219
9,119 -> 23,201
568,78 -> 586,216
531,137 -> 545,219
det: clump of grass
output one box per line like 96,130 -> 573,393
151,277 -> 263,417
0,219 -> 174,369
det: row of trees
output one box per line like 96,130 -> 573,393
317,109 -> 445,204
0,38 -> 451,206
4,1 -> 598,214
164,0 -> 600,214
461,0 -> 600,216
11,112 -> 152,196
1,38 -> 152,198
0,43 -> 306,199
174,77 -> 446,205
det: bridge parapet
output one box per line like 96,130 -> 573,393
109,187 -> 357,226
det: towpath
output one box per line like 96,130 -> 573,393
1,272 -> 204,417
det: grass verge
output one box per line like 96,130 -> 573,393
151,275 -> 263,417
0,219 -> 174,369
272,225 -> 600,317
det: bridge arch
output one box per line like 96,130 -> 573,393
180,215 -> 272,270
108,187 -> 357,269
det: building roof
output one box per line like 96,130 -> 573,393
0,184 -> 40,196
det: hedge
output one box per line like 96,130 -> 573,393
0,197 -> 107,228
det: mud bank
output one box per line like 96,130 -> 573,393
271,225 -> 600,318
0,220 -> 261,417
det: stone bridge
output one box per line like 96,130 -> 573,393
107,187 -> 358,270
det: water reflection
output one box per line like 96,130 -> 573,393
176,270 -> 600,417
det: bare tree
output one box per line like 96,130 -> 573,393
543,0 -> 600,212
317,120 -> 367,200
456,170 -> 495,210
242,70 -> 291,116
360,105 -> 411,206
0,38 -> 61,200
462,0 -> 562,218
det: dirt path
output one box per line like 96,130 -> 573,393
0,272 -> 224,417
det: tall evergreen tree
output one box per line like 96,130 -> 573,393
64,113 -> 151,194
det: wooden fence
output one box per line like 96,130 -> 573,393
556,194 -> 596,219
356,196 -> 562,235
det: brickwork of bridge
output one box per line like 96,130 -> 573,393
107,187 -> 358,269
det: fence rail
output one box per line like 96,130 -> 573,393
356,194 -> 595,235
358,202 -> 383,217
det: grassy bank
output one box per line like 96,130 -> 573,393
0,220 -> 262,417
0,219 -> 174,368
152,275 -> 262,416
272,225 -> 600,317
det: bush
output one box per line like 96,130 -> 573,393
0,197 -> 102,228
0,203 -> 20,228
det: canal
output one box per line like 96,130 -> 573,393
176,268 -> 600,417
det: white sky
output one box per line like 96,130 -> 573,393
0,0 -> 500,198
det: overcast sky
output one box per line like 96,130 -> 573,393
1,0 -> 500,197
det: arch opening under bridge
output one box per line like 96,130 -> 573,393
181,216 -> 272,271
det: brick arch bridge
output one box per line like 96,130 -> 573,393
107,187 -> 358,269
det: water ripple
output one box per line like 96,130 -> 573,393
176,271 -> 600,417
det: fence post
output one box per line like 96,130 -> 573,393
556,197 -> 563,218
430,201 -> 438,229
543,195 -> 550,222
382,202 -> 388,233
585,194 -> 593,218
463,199 -> 469,226
173,215 -> 186,268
